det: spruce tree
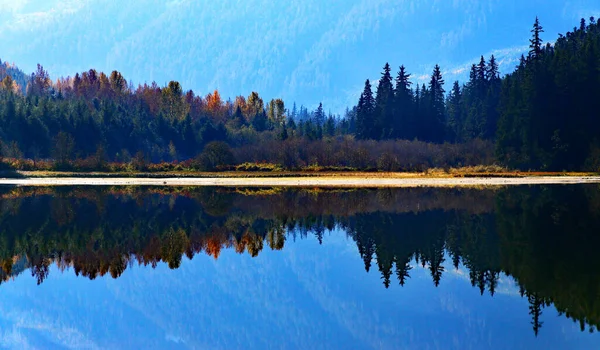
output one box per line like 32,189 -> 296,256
446,81 -> 463,142
394,65 -> 414,139
484,55 -> 501,139
374,63 -> 395,139
529,17 -> 545,60
427,65 -> 446,143
356,79 -> 375,140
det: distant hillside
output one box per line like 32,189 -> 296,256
0,59 -> 28,93
0,0 -> 571,112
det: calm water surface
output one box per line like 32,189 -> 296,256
0,185 -> 599,349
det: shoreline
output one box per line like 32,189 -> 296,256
1,175 -> 600,187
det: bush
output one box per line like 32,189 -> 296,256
235,162 -> 283,172
377,152 -> 400,172
195,141 -> 234,171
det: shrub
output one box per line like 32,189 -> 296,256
195,141 -> 234,171
377,152 -> 400,172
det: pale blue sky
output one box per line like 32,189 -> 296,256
0,0 -> 598,112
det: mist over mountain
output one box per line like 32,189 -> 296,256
0,0 -> 598,111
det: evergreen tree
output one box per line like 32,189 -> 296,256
356,79 -> 375,140
313,102 -> 325,126
394,65 -> 414,139
279,122 -> 289,141
426,65 -> 446,143
373,63 -> 395,139
324,115 -> 336,137
446,81 -> 463,142
484,55 -> 501,139
529,16 -> 545,60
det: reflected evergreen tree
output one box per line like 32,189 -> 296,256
487,271 -> 499,296
395,257 -> 412,286
0,186 -> 599,336
528,292 -> 545,337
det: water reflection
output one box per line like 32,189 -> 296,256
0,185 -> 599,341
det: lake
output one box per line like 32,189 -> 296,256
0,185 -> 599,349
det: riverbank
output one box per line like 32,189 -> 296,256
1,174 -> 600,187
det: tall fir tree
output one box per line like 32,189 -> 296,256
356,79 -> 375,140
394,65 -> 414,139
426,64 -> 446,143
446,81 -> 463,142
374,63 -> 395,139
529,16 -> 545,60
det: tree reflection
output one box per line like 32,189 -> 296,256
0,185 -> 599,335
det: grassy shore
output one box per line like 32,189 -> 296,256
3,168 -> 599,179
2,174 -> 600,188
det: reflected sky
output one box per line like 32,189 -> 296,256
0,228 -> 595,350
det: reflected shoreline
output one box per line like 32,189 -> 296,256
1,185 -> 599,335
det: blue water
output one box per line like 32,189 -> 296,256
0,229 -> 595,350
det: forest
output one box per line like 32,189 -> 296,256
0,17 -> 598,172
0,185 -> 599,336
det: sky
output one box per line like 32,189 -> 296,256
0,0 -> 599,113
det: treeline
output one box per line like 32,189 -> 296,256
355,17 -> 600,170
1,186 -> 600,334
497,18 -> 600,170
0,63 -> 493,171
0,17 -> 598,171
356,58 -> 500,143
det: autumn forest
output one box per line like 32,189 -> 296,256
0,17 -> 599,172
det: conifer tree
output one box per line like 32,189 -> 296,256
446,81 -> 463,142
427,65 -> 446,143
529,16 -> 545,60
394,65 -> 414,139
374,63 -> 395,139
356,79 -> 375,140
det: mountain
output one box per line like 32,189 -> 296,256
0,0 -> 598,111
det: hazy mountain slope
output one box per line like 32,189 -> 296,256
0,0 -> 598,111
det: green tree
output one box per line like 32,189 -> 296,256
374,63 -> 395,139
196,141 -> 234,171
426,65 -> 446,143
529,17 -> 545,60
446,81 -> 463,142
394,65 -> 414,139
356,79 -> 375,140
52,132 -> 75,168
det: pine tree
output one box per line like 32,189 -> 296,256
414,84 -> 421,139
394,65 -> 414,139
373,63 -> 395,139
356,79 -> 375,140
487,55 -> 499,81
446,81 -> 463,142
279,122 -> 289,141
313,102 -> 325,126
476,56 -> 487,82
484,55 -> 501,139
427,65 -> 446,143
324,115 -> 336,137
529,17 -> 545,60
